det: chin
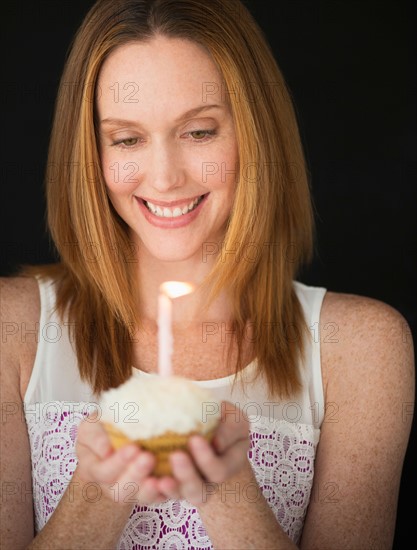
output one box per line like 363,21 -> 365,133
157,251 -> 200,263
143,243 -> 201,264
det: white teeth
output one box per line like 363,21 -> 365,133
145,196 -> 204,218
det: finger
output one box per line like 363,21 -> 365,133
122,450 -> 155,483
77,442 -> 141,484
136,477 -> 167,504
156,476 -> 181,501
76,418 -> 113,460
170,451 -> 205,504
189,435 -> 250,484
116,452 -> 168,504
212,402 -> 250,454
189,436 -> 227,483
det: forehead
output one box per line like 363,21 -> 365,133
96,37 -> 226,116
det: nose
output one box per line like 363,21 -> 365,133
146,138 -> 185,193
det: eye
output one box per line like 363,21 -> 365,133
189,130 -> 216,140
111,137 -> 139,149
118,138 -> 138,147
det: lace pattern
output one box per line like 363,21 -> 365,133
26,402 -> 319,547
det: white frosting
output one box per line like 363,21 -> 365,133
99,374 -> 221,439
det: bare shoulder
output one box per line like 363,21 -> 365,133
321,289 -> 412,337
320,290 -> 414,386
319,289 -> 415,429
1,275 -> 40,318
1,276 -> 41,397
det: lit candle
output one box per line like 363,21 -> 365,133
157,281 -> 194,377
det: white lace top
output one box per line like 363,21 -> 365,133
24,278 -> 326,548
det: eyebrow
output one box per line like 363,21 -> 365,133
100,104 -> 223,127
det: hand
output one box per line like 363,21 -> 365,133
75,412 -> 169,506
75,401 -> 250,508
157,401 -> 251,506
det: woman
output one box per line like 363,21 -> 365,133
1,0 -> 414,548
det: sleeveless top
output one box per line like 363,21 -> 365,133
24,277 -> 327,548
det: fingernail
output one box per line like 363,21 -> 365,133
171,453 -> 188,468
190,436 -> 206,451
97,436 -> 112,458
136,453 -> 153,471
211,435 -> 222,452
121,445 -> 137,460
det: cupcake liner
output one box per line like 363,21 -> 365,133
102,422 -> 216,477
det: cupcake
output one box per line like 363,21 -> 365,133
99,374 -> 221,477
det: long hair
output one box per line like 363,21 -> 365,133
38,0 -> 314,397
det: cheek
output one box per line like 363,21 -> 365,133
196,145 -> 239,190
102,152 -> 140,194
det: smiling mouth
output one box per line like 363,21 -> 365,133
142,194 -> 207,218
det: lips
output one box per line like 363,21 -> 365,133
143,195 -> 205,218
135,193 -> 209,228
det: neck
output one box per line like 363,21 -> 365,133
135,243 -> 233,327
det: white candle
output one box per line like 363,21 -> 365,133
157,290 -> 173,377
157,281 -> 194,377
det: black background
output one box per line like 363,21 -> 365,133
1,0 -> 415,547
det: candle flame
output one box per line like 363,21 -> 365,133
160,281 -> 194,299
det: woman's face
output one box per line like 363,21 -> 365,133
97,36 -> 238,263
